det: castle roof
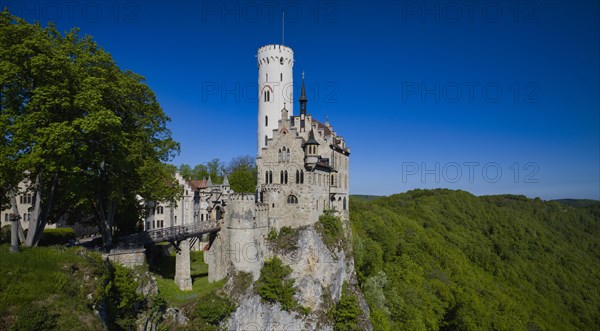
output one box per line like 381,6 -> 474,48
188,179 -> 208,190
312,119 -> 332,136
305,129 -> 319,145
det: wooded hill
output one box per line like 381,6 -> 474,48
350,189 -> 600,330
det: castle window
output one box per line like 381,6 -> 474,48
296,170 -> 300,184
300,170 -> 304,184
266,73 -> 268,81
279,148 -> 282,162
287,195 -> 298,204
265,171 -> 269,183
343,197 -> 347,210
265,135 -> 268,147
269,171 -> 273,184
280,73 -> 283,81
280,57 -> 284,65
284,170 -> 288,184
280,171 -> 284,184
265,116 -> 268,126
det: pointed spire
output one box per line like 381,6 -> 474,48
223,173 -> 229,186
306,128 -> 319,145
299,71 -> 307,103
206,176 -> 213,187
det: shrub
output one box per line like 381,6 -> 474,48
12,303 -> 57,331
104,262 -> 144,330
38,228 -> 76,246
267,226 -> 299,251
316,213 -> 344,251
256,257 -> 297,311
1,225 -> 10,243
229,271 -> 253,299
195,290 -> 234,327
330,282 -> 362,331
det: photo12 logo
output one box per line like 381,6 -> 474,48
399,1 -> 539,24
401,81 -> 540,104
201,81 -> 339,104
402,162 -> 540,184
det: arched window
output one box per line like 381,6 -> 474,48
279,148 -> 282,162
280,57 -> 284,65
265,171 -> 269,184
265,135 -> 268,147
296,170 -> 300,184
269,171 -> 273,184
287,195 -> 298,204
280,73 -> 283,81
284,170 -> 288,184
265,115 -> 268,126
300,170 -> 304,184
280,171 -> 284,184
331,174 -> 335,186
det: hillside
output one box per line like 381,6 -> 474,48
350,189 -> 600,330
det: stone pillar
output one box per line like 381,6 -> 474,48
175,239 -> 193,291
9,215 -> 19,253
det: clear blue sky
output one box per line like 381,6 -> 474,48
6,0 -> 599,200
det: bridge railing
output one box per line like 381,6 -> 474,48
116,220 -> 221,247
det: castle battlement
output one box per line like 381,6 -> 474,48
228,193 -> 255,202
255,203 -> 270,212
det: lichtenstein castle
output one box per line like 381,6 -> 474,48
206,44 -> 351,281
256,44 -> 350,226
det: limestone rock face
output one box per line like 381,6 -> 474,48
225,225 -> 372,331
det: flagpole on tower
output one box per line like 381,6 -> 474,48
282,11 -> 285,46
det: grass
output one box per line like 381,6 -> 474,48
0,244 -> 105,330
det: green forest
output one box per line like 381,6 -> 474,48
350,189 -> 600,330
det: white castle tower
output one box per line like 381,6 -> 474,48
257,44 -> 294,155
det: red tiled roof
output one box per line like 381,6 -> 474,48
188,179 -> 207,190
311,119 -> 332,136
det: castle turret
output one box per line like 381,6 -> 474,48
304,129 -> 319,167
257,44 -> 294,155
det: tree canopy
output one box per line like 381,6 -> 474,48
351,190 -> 600,330
0,10 -> 180,247
176,155 -> 257,193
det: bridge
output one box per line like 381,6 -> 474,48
110,220 -> 222,291
116,220 -> 221,247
